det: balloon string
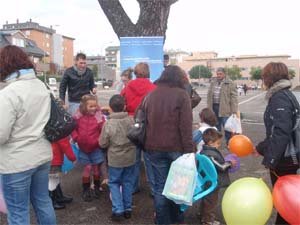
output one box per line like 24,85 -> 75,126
271,170 -> 279,178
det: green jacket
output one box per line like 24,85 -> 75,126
207,77 -> 238,117
99,112 -> 136,168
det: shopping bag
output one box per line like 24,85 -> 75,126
162,153 -> 198,206
61,143 -> 79,173
224,114 -> 242,134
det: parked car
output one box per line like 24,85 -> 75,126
95,80 -> 103,86
102,80 -> 113,89
191,82 -> 207,87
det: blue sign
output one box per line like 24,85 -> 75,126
120,36 -> 164,81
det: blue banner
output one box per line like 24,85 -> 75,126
120,36 -> 164,81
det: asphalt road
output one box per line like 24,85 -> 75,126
0,86 -> 281,225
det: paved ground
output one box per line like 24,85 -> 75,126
1,86 -> 278,225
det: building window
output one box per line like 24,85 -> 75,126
46,43 -> 49,47
12,38 -> 25,47
46,34 -> 49,39
25,30 -> 30,36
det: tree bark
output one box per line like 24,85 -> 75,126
98,0 -> 178,41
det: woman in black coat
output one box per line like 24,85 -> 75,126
256,62 -> 299,225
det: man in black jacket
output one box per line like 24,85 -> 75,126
59,53 -> 96,115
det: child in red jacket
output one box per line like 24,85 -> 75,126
49,137 -> 76,210
72,94 -> 108,202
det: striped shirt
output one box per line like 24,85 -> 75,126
213,82 -> 222,104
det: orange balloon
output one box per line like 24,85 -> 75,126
228,135 -> 253,157
273,175 -> 300,225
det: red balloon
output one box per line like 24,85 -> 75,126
273,175 -> 300,225
228,135 -> 253,157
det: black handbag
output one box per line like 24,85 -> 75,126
283,90 -> 300,165
44,94 -> 77,142
127,95 -> 149,148
191,88 -> 201,109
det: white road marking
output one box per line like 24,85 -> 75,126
239,92 -> 265,105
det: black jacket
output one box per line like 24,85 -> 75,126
201,145 -> 231,187
256,88 -> 295,170
59,67 -> 96,103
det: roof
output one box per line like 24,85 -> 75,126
1,21 -> 55,34
1,21 -> 74,39
0,31 -> 47,57
105,46 -> 119,51
62,35 -> 75,40
23,38 -> 47,57
0,32 -> 10,47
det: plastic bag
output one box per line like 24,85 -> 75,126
61,143 -> 79,173
162,153 -> 198,206
224,114 -> 242,134
0,175 -> 7,213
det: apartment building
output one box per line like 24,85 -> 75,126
1,19 -> 74,72
178,52 -> 300,87
86,56 -> 116,81
105,46 -> 119,69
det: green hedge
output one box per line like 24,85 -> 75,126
36,75 -> 62,83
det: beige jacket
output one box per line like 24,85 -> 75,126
99,112 -> 136,168
0,70 -> 52,174
207,77 -> 238,117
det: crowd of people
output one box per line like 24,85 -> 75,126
0,45 -> 298,225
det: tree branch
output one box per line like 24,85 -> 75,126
98,0 -> 135,38
98,0 -> 180,41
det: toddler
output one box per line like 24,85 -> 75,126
200,128 -> 237,225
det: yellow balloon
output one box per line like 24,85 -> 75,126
222,177 -> 273,225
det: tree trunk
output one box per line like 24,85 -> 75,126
98,0 -> 178,41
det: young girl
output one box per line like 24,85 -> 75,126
193,108 -> 218,152
72,94 -> 108,202
49,137 -> 76,209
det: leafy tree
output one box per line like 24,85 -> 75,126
98,0 -> 179,41
289,69 -> 296,79
189,65 -> 212,79
250,67 -> 262,81
225,66 -> 242,80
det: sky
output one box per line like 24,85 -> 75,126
0,0 -> 299,59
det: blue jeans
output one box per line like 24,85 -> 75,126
68,102 -> 80,116
108,165 -> 135,214
143,151 -> 155,196
147,151 -> 184,225
132,147 -> 141,193
2,162 -> 56,225
212,103 -> 231,143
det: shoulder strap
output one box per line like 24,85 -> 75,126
283,90 -> 300,115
